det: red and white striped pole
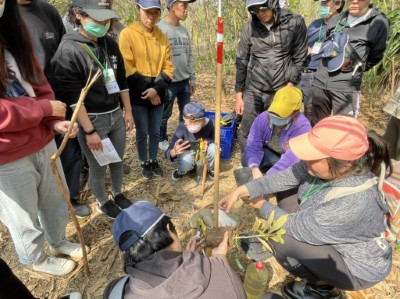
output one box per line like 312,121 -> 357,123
213,0 -> 224,228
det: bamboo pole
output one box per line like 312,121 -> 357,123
50,67 -> 102,275
213,0 -> 224,228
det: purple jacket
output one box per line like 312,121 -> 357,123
244,111 -> 311,174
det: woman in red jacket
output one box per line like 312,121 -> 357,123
0,0 -> 88,276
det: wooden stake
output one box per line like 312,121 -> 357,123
50,67 -> 101,275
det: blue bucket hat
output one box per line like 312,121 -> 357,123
167,0 -> 196,8
183,102 -> 205,120
322,31 -> 349,73
137,0 -> 161,10
246,0 -> 268,9
112,201 -> 165,251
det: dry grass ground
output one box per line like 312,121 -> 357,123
0,73 -> 399,298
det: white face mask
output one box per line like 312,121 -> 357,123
0,0 -> 5,18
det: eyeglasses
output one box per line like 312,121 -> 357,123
249,6 -> 269,15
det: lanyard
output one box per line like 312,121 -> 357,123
300,177 -> 332,203
331,12 -> 348,34
77,42 -> 108,72
317,23 -> 325,43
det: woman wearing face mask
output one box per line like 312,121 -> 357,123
297,0 -> 345,121
119,0 -> 174,180
165,102 -> 215,181
241,86 -> 311,212
51,0 -> 134,219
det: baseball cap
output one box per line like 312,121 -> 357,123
167,0 -> 196,8
112,201 -> 165,251
322,31 -> 348,73
289,115 -> 369,161
73,0 -> 119,21
183,102 -> 205,120
137,0 -> 162,10
246,0 -> 269,9
268,86 -> 302,118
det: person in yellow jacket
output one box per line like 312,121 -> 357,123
119,0 -> 174,180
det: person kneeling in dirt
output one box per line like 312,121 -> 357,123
165,102 -> 215,181
242,86 -> 311,213
104,201 -> 246,299
220,116 -> 393,298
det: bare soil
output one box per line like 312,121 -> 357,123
1,73 -> 399,299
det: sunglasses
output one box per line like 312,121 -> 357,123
249,6 -> 269,15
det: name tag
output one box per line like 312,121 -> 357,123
103,68 -> 120,95
311,42 -> 322,54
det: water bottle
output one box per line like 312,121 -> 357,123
243,261 -> 270,299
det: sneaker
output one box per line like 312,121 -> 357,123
123,162 -> 131,174
71,198 -> 91,218
150,159 -> 163,176
172,170 -> 184,181
113,193 -> 132,209
158,140 -> 170,151
97,200 -> 121,219
50,240 -> 90,258
33,256 -> 76,276
208,170 -> 214,180
141,161 -> 153,180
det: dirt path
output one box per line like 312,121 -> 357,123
0,73 -> 399,298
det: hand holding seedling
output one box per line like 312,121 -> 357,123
186,235 -> 205,253
212,231 -> 231,257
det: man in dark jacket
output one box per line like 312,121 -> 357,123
311,0 -> 389,126
235,0 -> 307,152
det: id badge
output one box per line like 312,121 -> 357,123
311,42 -> 322,54
103,68 -> 120,95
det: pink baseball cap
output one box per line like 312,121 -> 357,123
289,115 -> 369,161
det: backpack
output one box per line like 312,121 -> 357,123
324,162 -> 400,245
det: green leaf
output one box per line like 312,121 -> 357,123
251,217 -> 262,232
261,211 -> 275,232
270,235 -> 285,244
256,237 -> 273,252
274,228 -> 286,236
269,214 -> 289,233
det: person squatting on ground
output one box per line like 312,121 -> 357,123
220,115 -> 392,298
311,0 -> 389,126
235,0 -> 307,152
242,86 -> 311,213
296,0 -> 345,121
119,0 -> 174,180
165,102 -> 215,181
103,200 -> 246,298
51,0 -> 134,219
158,0 -> 197,152
0,0 -> 89,276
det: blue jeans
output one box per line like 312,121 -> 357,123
56,136 -> 82,199
241,146 -> 281,173
78,109 -> 126,205
178,143 -> 215,174
132,104 -> 164,161
160,79 -> 191,141
0,140 -> 68,264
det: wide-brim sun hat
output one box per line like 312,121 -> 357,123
289,115 -> 369,161
73,0 -> 119,21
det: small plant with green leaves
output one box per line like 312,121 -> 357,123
233,211 -> 288,252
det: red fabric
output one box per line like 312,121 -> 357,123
0,58 -> 63,165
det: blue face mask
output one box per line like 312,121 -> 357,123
268,113 -> 291,127
319,6 -> 331,19
84,20 -> 110,38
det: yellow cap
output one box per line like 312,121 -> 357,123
268,86 -> 302,118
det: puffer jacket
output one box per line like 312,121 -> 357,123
235,1 -> 308,93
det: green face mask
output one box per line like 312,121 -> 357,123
319,6 -> 331,19
84,20 -> 110,38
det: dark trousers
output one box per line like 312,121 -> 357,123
160,79 -> 191,141
239,89 -> 275,152
311,86 -> 360,126
55,136 -> 82,200
0,258 -> 35,299
241,147 -> 299,213
297,71 -> 314,121
270,235 -> 376,291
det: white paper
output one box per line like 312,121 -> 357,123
91,138 -> 122,166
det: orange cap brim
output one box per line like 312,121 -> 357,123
289,132 -> 330,161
